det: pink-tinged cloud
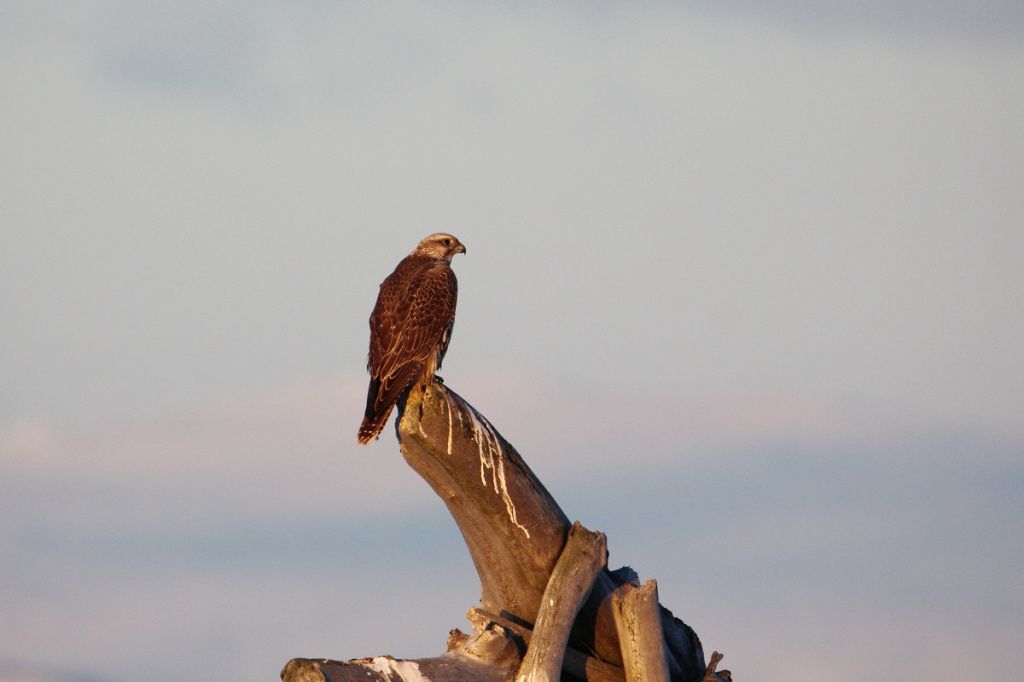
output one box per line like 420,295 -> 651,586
448,372 -> 913,476
3,370 -> 1005,537
0,373 -> 439,531
0,370 -> 917,485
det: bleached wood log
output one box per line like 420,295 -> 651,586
281,622 -> 520,682
612,579 -> 671,682
516,522 -> 607,682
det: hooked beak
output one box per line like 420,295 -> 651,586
455,242 -> 467,255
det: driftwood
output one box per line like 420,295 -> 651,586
466,608 -> 624,682
701,653 -> 731,682
612,580 -> 670,682
281,382 -> 730,681
517,522 -> 607,682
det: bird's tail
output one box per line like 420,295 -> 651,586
357,405 -> 393,444
358,377 -> 392,444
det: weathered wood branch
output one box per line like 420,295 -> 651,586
397,383 -> 572,621
701,652 -> 731,682
281,618 -> 523,681
282,383 -> 722,681
612,580 -> 670,682
516,522 -> 607,682
397,383 -> 633,668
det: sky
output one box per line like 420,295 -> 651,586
1,2 -> 1023,681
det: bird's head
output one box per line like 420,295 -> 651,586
411,233 -> 467,262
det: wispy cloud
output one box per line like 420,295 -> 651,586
688,0 -> 1024,39
92,2 -> 268,99
3,0 -> 1023,438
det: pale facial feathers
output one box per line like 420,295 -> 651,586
410,233 -> 467,261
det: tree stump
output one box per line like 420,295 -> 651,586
281,383 -> 729,681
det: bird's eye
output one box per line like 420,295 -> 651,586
442,238 -> 451,246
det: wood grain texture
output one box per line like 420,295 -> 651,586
612,580 -> 671,682
398,383 -> 572,624
516,522 -> 607,682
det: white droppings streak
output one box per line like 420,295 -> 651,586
445,393 -> 453,456
364,656 -> 431,681
471,408 -> 489,487
482,419 -> 501,494
463,403 -> 531,539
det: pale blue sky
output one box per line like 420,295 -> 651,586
1,2 -> 1022,681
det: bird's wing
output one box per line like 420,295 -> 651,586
368,259 -> 457,414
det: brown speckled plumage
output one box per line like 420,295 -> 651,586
358,233 -> 466,444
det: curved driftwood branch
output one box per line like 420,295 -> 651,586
397,383 -> 571,621
282,383 -> 722,681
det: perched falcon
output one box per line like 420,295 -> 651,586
358,232 -> 467,444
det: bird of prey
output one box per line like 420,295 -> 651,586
358,232 -> 467,444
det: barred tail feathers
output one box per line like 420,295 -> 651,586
357,404 -> 394,444
357,362 -> 427,445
